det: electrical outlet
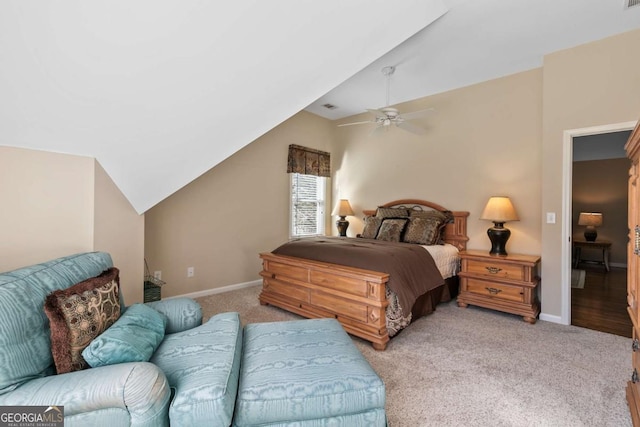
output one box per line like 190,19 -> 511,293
154,271 -> 162,280
187,267 -> 194,278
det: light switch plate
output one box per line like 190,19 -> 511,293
546,212 -> 556,224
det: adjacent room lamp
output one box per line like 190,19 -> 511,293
332,199 -> 354,237
480,196 -> 519,256
578,212 -> 603,242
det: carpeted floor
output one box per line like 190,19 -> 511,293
196,285 -> 632,427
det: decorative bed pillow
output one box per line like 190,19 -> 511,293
361,216 -> 383,239
375,218 -> 408,242
44,267 -> 121,374
410,210 -> 453,244
82,303 -> 166,368
409,209 -> 448,221
375,207 -> 409,218
403,217 -> 442,245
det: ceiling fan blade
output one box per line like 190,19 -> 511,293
396,120 -> 427,135
399,107 -> 435,121
337,120 -> 373,127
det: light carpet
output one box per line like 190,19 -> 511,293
196,285 -> 631,427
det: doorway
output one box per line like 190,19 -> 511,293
570,131 -> 631,337
560,122 -> 636,328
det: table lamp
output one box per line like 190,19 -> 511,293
332,199 -> 354,237
578,212 -> 603,241
480,196 -> 519,256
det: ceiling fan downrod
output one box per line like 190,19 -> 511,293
381,66 -> 395,107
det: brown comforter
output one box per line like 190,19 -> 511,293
272,237 -> 444,317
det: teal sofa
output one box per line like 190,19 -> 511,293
0,252 -> 242,427
0,252 -> 385,426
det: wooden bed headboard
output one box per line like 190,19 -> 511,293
363,199 -> 469,251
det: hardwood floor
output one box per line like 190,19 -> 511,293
571,265 -> 631,338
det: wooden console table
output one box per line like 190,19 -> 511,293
573,239 -> 611,272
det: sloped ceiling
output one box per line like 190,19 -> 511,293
0,0 -> 446,213
307,0 -> 640,120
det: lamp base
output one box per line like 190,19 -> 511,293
336,217 -> 349,237
487,223 -> 511,256
583,226 -> 597,242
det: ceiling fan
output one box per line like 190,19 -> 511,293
338,65 -> 434,135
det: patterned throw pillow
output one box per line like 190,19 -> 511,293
44,268 -> 121,374
403,217 -> 441,245
375,218 -> 408,242
409,210 -> 453,244
361,216 -> 383,239
375,207 -> 410,218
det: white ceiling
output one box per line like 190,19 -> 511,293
307,0 -> 640,120
2,1 -> 640,214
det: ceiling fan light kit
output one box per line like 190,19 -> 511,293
338,65 -> 433,135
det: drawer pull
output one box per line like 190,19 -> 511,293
485,287 -> 502,295
633,339 -> 640,352
485,266 -> 502,274
633,369 -> 639,384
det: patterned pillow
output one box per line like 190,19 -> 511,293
403,217 -> 442,245
410,210 -> 453,244
409,209 -> 448,221
375,218 -> 408,242
361,216 -> 382,239
44,268 -> 121,374
375,207 -> 409,218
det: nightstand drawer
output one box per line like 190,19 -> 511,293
464,278 -> 524,303
466,259 -> 524,281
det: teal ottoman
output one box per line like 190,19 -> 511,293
233,318 -> 386,426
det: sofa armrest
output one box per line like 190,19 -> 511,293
0,362 -> 170,427
146,298 -> 202,334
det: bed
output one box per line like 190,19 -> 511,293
259,199 -> 469,350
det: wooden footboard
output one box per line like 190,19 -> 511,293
259,252 -> 391,350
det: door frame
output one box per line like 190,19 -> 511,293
561,121 -> 637,325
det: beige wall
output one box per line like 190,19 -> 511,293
94,162 -> 145,304
0,146 -> 145,304
0,146 -> 94,268
144,111 -> 334,298
572,158 -> 629,266
542,29 -> 640,319
334,68 -> 543,257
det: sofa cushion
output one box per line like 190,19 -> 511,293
82,303 -> 166,368
0,252 -> 114,395
151,311 -> 242,427
44,267 -> 121,374
234,318 -> 386,426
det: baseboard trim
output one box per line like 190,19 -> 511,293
164,279 -> 262,300
539,313 -> 564,324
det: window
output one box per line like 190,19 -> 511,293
290,173 -> 326,237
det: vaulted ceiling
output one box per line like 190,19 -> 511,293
2,1 -> 639,214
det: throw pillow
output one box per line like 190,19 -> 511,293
44,267 -> 121,374
375,218 -> 408,242
82,303 -> 166,368
375,207 -> 409,218
361,216 -> 383,239
403,217 -> 441,245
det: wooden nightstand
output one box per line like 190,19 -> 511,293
457,250 -> 541,323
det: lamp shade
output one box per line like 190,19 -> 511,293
578,212 -> 603,227
480,197 -> 519,224
332,199 -> 354,217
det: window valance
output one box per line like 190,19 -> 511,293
287,144 -> 330,177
